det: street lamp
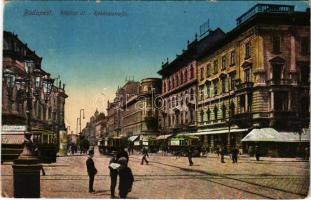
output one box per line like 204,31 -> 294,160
11,59 -> 54,198
79,109 -> 85,134
3,68 -> 16,103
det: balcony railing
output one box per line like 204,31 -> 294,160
236,82 -> 254,90
236,4 -> 294,25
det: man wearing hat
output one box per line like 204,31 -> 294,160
86,149 -> 97,193
118,157 -> 134,198
109,151 -> 119,198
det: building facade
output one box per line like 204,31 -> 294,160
158,28 -> 225,134
196,4 -> 310,151
2,31 -> 68,148
121,78 -> 161,137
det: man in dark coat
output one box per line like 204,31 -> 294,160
117,147 -> 129,161
141,147 -> 149,165
220,146 -> 225,163
86,150 -> 97,193
187,148 -> 194,166
255,145 -> 260,161
231,146 -> 239,163
109,152 -> 119,198
118,157 -> 134,199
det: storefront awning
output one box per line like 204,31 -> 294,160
241,128 -> 310,142
140,135 -> 157,141
182,128 -> 248,136
156,134 -> 173,140
128,135 -> 139,142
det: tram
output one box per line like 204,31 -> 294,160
98,136 -> 128,155
1,127 -> 58,163
168,134 -> 201,157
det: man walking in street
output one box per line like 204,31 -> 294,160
109,151 -> 120,198
141,147 -> 149,165
255,145 -> 260,161
220,145 -> 225,163
86,150 -> 97,193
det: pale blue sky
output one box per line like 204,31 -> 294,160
4,1 -> 309,133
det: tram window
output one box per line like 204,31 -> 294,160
42,134 -> 48,144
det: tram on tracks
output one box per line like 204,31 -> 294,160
1,126 -> 58,163
98,136 -> 128,155
168,134 -> 202,157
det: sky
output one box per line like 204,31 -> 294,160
3,0 -> 309,134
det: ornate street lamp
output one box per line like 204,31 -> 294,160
12,59 -> 45,198
42,75 -> 54,102
3,68 -> 16,102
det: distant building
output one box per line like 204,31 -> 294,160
121,78 -> 161,137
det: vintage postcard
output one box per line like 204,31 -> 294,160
1,0 -> 310,199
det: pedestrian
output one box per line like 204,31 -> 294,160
216,146 -> 220,157
118,157 -> 134,199
86,150 -> 97,193
117,147 -> 129,161
231,146 -> 238,163
109,151 -> 120,198
255,145 -> 260,161
187,148 -> 193,166
141,147 -> 149,165
220,146 -> 225,163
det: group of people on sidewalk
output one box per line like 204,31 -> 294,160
86,148 -> 134,199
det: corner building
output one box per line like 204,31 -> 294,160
196,4 -> 310,154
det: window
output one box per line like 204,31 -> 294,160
272,64 -> 282,82
163,82 -> 166,93
213,60 -> 218,74
221,78 -> 226,94
221,56 -> 226,70
206,82 -> 211,97
240,95 -> 245,113
229,74 -> 235,91
245,42 -> 251,59
213,80 -> 218,96
230,51 -> 235,66
222,104 -> 226,120
199,86 -> 204,100
230,101 -> 235,116
190,88 -> 194,101
184,70 -> 188,82
207,108 -> 211,121
190,65 -> 194,79
3,39 -> 9,50
176,74 -> 179,86
245,68 -> 251,82
272,35 -> 281,53
300,64 -> 310,84
274,91 -> 288,111
206,64 -> 211,77
200,67 -> 204,81
301,37 -> 310,56
181,71 -> 183,83
214,106 -> 218,120
200,110 -> 204,123
172,77 -> 175,88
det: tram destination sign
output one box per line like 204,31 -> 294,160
2,125 -> 27,132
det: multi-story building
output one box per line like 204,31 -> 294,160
196,4 -> 310,154
121,78 -> 161,137
2,31 -> 68,149
106,80 -> 140,137
158,28 -> 225,134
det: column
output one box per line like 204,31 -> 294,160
271,92 -> 274,111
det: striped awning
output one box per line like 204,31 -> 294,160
128,135 -> 139,142
156,134 -> 173,140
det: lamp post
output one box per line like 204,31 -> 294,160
8,59 -> 54,198
79,109 -> 85,134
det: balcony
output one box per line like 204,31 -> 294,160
236,82 -> 254,91
236,4 -> 294,25
266,79 -> 292,86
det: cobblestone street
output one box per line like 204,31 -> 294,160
2,150 -> 309,199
